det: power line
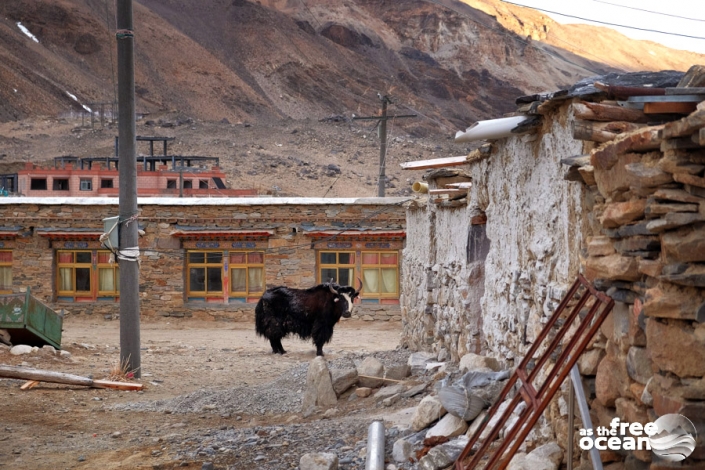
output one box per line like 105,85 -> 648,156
502,0 -> 705,40
589,0 -> 705,22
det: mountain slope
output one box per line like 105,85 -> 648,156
0,0 -> 702,199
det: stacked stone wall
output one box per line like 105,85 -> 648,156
579,109 -> 705,466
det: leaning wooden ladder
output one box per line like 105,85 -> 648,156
455,274 -> 614,470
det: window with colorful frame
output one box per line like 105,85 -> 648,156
228,251 -> 265,302
57,250 -> 119,301
361,251 -> 399,303
319,251 -> 355,286
185,250 -> 265,302
317,250 -> 399,304
0,250 -> 12,294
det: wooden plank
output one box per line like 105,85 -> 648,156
593,82 -> 665,99
590,125 -> 664,171
20,380 -> 40,390
92,379 -> 144,391
572,101 -> 649,123
572,120 -> 644,143
660,109 -> 705,139
400,156 -> 467,170
644,101 -> 697,114
445,182 -> 473,189
0,365 -> 143,391
428,189 -> 468,195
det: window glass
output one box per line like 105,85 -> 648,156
321,252 -> 336,264
189,252 -> 205,263
189,267 -> 205,291
76,252 -> 92,263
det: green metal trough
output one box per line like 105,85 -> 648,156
0,288 -> 63,349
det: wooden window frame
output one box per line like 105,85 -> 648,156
0,249 -> 12,294
318,251 -> 356,286
56,250 -> 119,301
360,251 -> 399,300
97,252 -> 119,297
228,250 -> 265,299
186,250 -> 224,298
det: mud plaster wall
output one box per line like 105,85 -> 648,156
471,106 -> 588,362
402,105 -> 590,363
401,201 -> 486,361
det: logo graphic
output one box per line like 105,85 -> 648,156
649,414 -> 697,462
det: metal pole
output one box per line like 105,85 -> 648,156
365,420 -> 385,470
378,98 -> 388,197
569,365 -> 603,470
116,0 -> 141,379
568,378 -> 575,470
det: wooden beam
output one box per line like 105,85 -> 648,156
445,182 -> 473,189
572,101 -> 649,123
400,156 -> 467,170
0,365 -> 143,391
660,109 -> 705,139
590,125 -> 664,171
428,188 -> 468,196
644,101 -> 697,115
572,120 -> 644,143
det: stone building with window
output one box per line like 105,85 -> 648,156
0,197 -> 407,321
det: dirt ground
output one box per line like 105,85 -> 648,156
0,316 -> 407,470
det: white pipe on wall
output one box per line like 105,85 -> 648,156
454,115 -> 528,143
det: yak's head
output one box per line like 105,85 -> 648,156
329,278 -> 362,318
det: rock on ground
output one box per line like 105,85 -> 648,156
302,357 -> 337,416
331,367 -> 358,396
357,357 -> 385,388
411,395 -> 446,431
425,413 -> 468,438
300,452 -> 339,470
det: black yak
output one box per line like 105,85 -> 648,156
255,280 -> 361,356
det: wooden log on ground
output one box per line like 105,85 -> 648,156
590,125 -> 664,171
0,365 -> 143,391
572,101 -> 650,123
572,120 -> 644,143
428,188 -> 468,196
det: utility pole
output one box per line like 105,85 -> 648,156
116,0 -> 141,378
353,95 -> 416,197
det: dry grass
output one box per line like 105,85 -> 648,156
106,357 -> 139,382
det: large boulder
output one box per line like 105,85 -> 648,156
300,452 -> 338,470
418,436 -> 469,470
459,353 -> 501,372
302,357 -> 337,416
412,395 -> 446,431
357,357 -> 385,388
331,368 -> 358,396
508,442 -> 563,470
425,413 -> 468,439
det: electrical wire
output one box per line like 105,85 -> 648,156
589,0 -> 705,22
501,0 -> 705,40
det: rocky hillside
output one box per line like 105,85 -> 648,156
0,0 -> 702,197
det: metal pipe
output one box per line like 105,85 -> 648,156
365,420 -> 385,470
568,377 -> 575,470
570,365 -> 603,470
412,181 -> 429,193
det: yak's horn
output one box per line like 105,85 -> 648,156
329,282 -> 339,294
356,277 -> 363,294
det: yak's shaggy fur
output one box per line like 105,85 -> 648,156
255,282 -> 359,356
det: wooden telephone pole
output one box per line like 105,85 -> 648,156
116,0 -> 141,378
353,95 -> 416,197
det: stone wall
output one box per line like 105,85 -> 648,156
578,107 -> 705,466
401,198 -> 487,361
402,105 -> 589,363
0,198 -> 406,322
